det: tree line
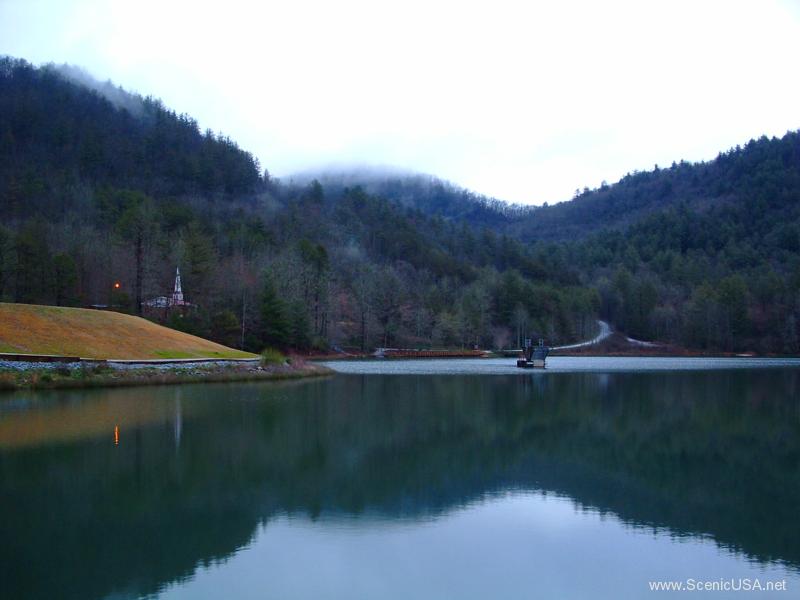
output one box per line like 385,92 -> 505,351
2,57 -> 799,353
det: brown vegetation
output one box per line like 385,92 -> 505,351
0,303 -> 256,359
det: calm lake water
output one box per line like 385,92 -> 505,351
1,358 -> 799,599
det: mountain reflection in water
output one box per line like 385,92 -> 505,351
0,369 -> 798,599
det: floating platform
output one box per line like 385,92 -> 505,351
517,339 -> 549,369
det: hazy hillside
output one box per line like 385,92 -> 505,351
0,58 -> 595,353
291,134 -> 800,252
513,132 -> 800,242
288,133 -> 800,352
0,56 -> 262,214
1,56 -> 799,353
289,168 -> 526,229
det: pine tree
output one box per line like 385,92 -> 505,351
53,253 -> 79,306
259,274 -> 290,349
288,300 -> 311,350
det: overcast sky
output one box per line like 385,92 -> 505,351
1,0 -> 799,204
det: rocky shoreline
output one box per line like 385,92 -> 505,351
0,359 -> 333,391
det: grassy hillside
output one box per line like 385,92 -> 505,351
0,303 -> 256,359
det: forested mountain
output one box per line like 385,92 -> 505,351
0,59 -> 261,209
292,134 -> 800,353
306,136 -> 800,249
553,132 -> 800,352
0,57 -> 595,353
512,133 -> 800,242
289,168 -> 526,229
1,56 -> 799,354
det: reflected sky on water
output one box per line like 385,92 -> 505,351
1,363 -> 799,599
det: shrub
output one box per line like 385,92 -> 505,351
311,336 -> 329,352
260,348 -> 286,366
72,366 -> 90,380
0,372 -> 16,390
55,366 -> 71,377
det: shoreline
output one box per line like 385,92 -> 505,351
310,350 -> 796,361
0,361 -> 333,392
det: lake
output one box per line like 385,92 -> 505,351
1,358 -> 799,599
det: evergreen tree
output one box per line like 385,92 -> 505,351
288,300 -> 311,350
115,191 -> 160,315
210,310 -> 241,348
53,253 -> 78,306
259,274 -> 290,349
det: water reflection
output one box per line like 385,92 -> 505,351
0,370 -> 798,599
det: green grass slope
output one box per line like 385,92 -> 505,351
0,303 -> 257,360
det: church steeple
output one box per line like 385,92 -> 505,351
142,266 -> 191,311
171,267 -> 184,305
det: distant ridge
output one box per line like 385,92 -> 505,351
286,167 -> 531,228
